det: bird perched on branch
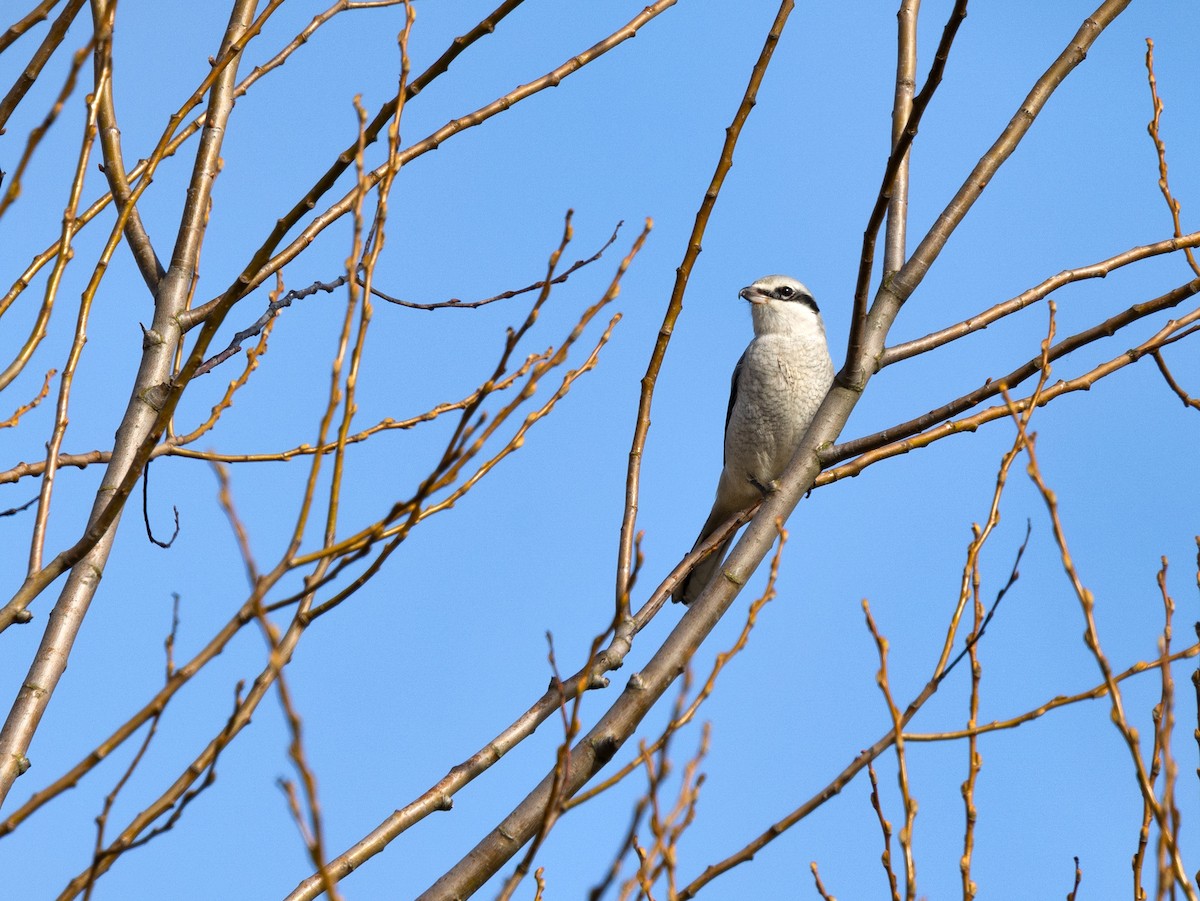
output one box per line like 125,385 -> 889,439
672,274 -> 834,605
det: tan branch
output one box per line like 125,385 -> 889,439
882,231 -> 1200,366
89,0 -> 164,293
821,299 -> 1200,488
0,40 -> 91,222
614,0 -> 788,622
0,0 -> 66,55
1144,39 -> 1200,278
0,367 -> 55,430
0,0 -> 85,133
827,276 -> 1200,469
1015,421 -> 1196,899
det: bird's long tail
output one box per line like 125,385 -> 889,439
671,504 -> 738,606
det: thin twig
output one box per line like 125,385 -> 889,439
867,762 -> 901,901
0,368 -> 56,429
0,0 -> 86,133
366,220 -> 623,310
826,276 -> 1200,470
1014,413 -> 1196,900
864,602 -> 918,900
79,598 -> 182,900
810,862 -> 837,901
941,521 -> 1030,681
881,231 -> 1200,366
1144,39 -> 1199,278
1151,350 -> 1200,411
615,0 -> 792,624
1067,857 -> 1083,901
0,41 -> 91,221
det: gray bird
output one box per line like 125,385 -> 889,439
672,275 -> 834,605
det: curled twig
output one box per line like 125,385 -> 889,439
141,461 -> 179,549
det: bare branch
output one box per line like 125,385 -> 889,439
0,41 -> 90,221
0,0 -> 85,133
847,0 -> 969,364
882,231 -> 1200,366
0,367 -> 55,429
615,0 -> 791,618
90,0 -> 165,293
867,763 -> 901,901
884,0 -> 919,274
182,0 -> 678,337
1144,38 -> 1200,278
1016,419 -> 1196,899
0,0 -> 66,55
827,276 -> 1200,469
1151,350 -> 1200,411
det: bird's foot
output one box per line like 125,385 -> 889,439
748,475 -> 780,497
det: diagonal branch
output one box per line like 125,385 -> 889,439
846,0 -> 968,367
0,1 -> 67,55
613,0 -> 786,616
89,0 -> 165,293
827,276 -> 1200,468
0,0 -> 85,133
882,230 -> 1200,366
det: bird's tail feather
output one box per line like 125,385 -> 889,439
672,503 -> 738,605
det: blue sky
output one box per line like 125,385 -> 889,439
2,1 -> 1198,898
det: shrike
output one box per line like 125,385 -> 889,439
672,275 -> 834,605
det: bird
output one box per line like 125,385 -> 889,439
671,274 -> 834,605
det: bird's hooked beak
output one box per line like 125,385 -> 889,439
739,285 -> 767,305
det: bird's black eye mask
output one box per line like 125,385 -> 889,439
776,285 -> 819,312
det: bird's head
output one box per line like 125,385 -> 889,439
739,274 -> 824,339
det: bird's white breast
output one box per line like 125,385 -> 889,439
724,332 -> 834,490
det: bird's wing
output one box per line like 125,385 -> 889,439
723,349 -> 746,466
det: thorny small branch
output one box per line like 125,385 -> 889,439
868,762 -> 901,901
1144,39 -> 1200,278
1,368 -> 56,429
